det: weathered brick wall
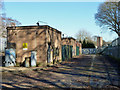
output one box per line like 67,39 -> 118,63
70,39 -> 76,56
7,26 -> 47,66
76,42 -> 82,55
62,37 -> 76,56
79,43 -> 82,54
97,37 -> 103,48
54,31 -> 62,61
7,25 -> 62,66
46,27 -> 62,63
61,38 -> 69,45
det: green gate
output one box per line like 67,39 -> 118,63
66,45 -> 69,60
62,45 -> 73,61
70,46 -> 73,58
62,45 -> 66,61
76,46 -> 79,56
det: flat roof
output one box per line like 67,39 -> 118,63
62,37 -> 76,41
7,25 -> 61,33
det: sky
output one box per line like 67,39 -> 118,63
3,1 -> 118,42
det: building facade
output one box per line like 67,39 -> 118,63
7,25 -> 62,66
97,37 -> 103,48
62,37 -> 76,57
76,41 -> 82,55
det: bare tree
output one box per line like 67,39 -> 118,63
1,17 -> 21,37
0,0 -> 21,38
76,29 -> 93,42
95,0 -> 120,37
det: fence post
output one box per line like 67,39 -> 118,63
118,38 -> 120,58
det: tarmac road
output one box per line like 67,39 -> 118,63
1,55 -> 120,89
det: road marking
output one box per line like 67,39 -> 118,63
89,55 -> 95,70
89,55 -> 106,88
89,55 -> 96,88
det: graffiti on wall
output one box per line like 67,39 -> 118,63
82,48 -> 97,54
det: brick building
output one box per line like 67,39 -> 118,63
76,41 -> 82,55
62,37 -> 76,57
7,25 -> 62,66
97,37 -> 103,48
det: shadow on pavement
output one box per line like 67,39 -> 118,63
2,55 -> 120,89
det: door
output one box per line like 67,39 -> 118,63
76,46 -> 79,56
70,46 -> 73,58
47,44 -> 51,63
62,45 -> 65,61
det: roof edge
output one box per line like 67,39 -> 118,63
7,25 -> 62,33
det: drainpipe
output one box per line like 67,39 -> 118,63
45,26 -> 47,64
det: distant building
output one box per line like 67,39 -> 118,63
62,37 -> 76,57
76,41 -> 82,55
62,37 -> 82,57
97,37 -> 103,48
7,25 -> 62,66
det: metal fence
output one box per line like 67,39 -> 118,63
0,38 -> 7,52
102,37 -> 120,59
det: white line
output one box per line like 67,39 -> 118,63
89,55 -> 98,88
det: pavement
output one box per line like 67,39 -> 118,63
1,55 -> 120,89
0,66 -> 45,72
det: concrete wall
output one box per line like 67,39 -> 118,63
102,37 -> 120,59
